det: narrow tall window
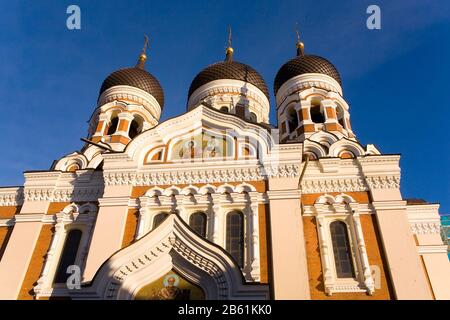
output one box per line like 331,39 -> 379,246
107,117 -> 119,135
287,108 -> 299,133
128,115 -> 144,139
249,112 -> 257,123
153,213 -> 168,229
54,229 -> 82,284
330,221 -> 355,278
310,104 -> 325,123
226,211 -> 244,267
189,212 -> 207,237
336,105 -> 345,128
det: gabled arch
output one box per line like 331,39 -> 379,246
217,184 -> 235,194
144,187 -> 164,197
123,105 -> 276,166
163,186 -> 181,196
198,184 -> 217,195
235,183 -> 256,193
316,193 -> 356,205
303,140 -> 328,159
54,152 -> 89,172
181,185 -> 199,196
308,130 -> 339,146
329,139 -> 366,158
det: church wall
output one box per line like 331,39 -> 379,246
0,221 -> 43,299
17,224 -> 54,299
46,202 -> 71,214
83,200 -> 130,282
0,226 -> 14,261
0,206 -> 21,218
303,214 -> 393,299
373,205 -> 433,299
267,177 -> 310,299
258,203 -> 269,284
122,208 -> 139,248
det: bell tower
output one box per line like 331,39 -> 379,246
87,36 -> 164,151
274,35 -> 356,143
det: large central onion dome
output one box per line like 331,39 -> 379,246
98,53 -> 164,109
274,42 -> 341,97
188,51 -> 269,100
186,42 -> 271,124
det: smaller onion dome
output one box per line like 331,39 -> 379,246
98,43 -> 164,108
274,40 -> 341,96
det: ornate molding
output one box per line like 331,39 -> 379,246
301,177 -> 368,194
410,222 -> 441,235
0,188 -> 24,206
23,187 -> 103,202
104,164 -> 300,186
365,175 -> 400,189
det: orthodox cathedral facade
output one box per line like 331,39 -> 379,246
0,36 -> 448,300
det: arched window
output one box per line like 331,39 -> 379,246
226,211 -> 244,267
107,117 -> 119,135
310,103 -> 325,124
128,115 -> 144,139
189,212 -> 207,237
287,107 -> 299,133
336,105 -> 345,128
54,229 -> 82,284
249,112 -> 257,123
153,213 -> 168,229
330,221 -> 355,278
220,106 -> 229,113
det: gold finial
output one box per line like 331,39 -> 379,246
295,23 -> 304,56
136,35 -> 149,68
225,26 -> 234,62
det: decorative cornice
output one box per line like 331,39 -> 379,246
23,187 -> 103,203
104,164 -> 300,186
0,187 -> 24,206
301,177 -> 368,194
410,222 -> 442,235
365,175 -> 400,189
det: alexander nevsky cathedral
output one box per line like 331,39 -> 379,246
0,33 -> 448,300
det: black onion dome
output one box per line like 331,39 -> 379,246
188,60 -> 270,100
99,67 -> 164,108
274,54 -> 341,96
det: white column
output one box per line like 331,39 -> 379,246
315,211 -> 333,295
249,193 -> 260,281
210,194 -> 221,245
350,205 -> 375,294
136,207 -> 149,239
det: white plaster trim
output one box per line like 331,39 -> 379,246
276,73 -> 343,106
0,218 -> 15,227
188,79 -> 270,122
417,245 -> 448,254
0,187 -> 24,206
98,85 -> 162,121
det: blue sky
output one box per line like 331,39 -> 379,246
0,1 -> 449,212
